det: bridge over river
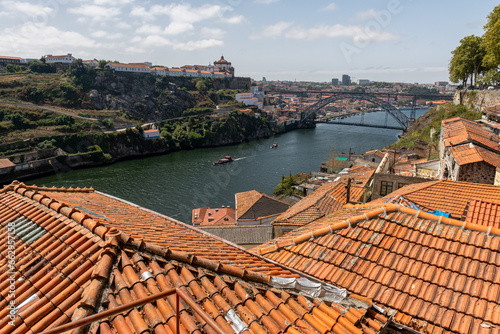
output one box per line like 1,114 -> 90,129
266,90 -> 454,131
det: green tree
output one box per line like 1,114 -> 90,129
173,125 -> 189,148
68,59 -> 96,90
449,35 -> 486,87
483,5 -> 500,71
98,59 -> 108,69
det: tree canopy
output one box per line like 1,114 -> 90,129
449,5 -> 500,86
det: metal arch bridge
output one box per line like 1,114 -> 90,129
266,90 -> 454,131
301,93 -> 410,130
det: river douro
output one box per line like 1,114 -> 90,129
29,109 -> 428,223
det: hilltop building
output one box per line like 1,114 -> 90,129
44,53 -> 75,63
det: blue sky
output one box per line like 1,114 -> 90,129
0,0 -> 497,83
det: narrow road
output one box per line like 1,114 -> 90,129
0,101 -> 99,121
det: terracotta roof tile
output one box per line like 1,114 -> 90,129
256,203 -> 500,334
0,181 -> 388,334
372,179 -> 500,218
442,117 -> 500,152
450,143 -> 500,167
273,178 -> 368,226
24,183 -> 293,277
235,190 -> 289,221
463,198 -> 500,228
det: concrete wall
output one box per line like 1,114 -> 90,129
454,90 -> 500,110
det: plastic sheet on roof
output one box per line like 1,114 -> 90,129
270,276 -> 347,303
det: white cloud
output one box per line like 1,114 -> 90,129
0,1 -> 54,17
221,15 -> 245,24
322,3 -> 337,11
253,22 -> 400,43
68,4 -> 121,21
93,0 -> 134,5
252,21 -> 292,39
136,24 -> 163,35
172,39 -> 223,51
91,30 -> 123,39
355,9 -> 379,20
130,3 -> 242,33
201,27 -> 226,38
0,23 -> 98,56
254,0 -> 279,4
143,35 -> 172,47
164,22 -> 194,35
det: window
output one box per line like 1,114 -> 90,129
380,181 -> 393,196
397,183 -> 408,189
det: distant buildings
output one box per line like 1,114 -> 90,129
357,79 -> 370,85
342,74 -> 351,86
331,78 -> 339,86
0,56 -> 21,64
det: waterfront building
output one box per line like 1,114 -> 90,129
44,53 -> 75,63
143,128 -> 160,139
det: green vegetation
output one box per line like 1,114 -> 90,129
449,4 -> 500,86
273,173 -> 310,197
391,103 -> 480,148
403,86 -> 439,95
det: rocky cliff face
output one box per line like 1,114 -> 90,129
83,72 -> 228,122
454,90 -> 500,110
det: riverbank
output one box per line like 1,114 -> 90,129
0,115 -> 312,185
28,121 -> 403,223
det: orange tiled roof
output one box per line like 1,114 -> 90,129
373,179 -> 500,218
192,206 -> 235,226
272,181 -> 365,226
337,165 -> 376,188
0,158 -> 15,168
484,104 -> 500,113
0,182 -> 388,334
450,143 -> 500,167
463,198 -> 500,228
256,203 -> 500,334
236,190 -> 289,221
30,184 -> 294,277
0,56 -> 21,60
442,117 -> 500,152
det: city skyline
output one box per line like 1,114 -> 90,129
0,0 -> 497,83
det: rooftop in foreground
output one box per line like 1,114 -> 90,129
0,181 -> 389,334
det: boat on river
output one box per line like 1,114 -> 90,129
270,142 -> 278,148
213,156 -> 234,165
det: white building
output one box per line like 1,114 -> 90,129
107,62 -> 152,73
44,53 -> 75,64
